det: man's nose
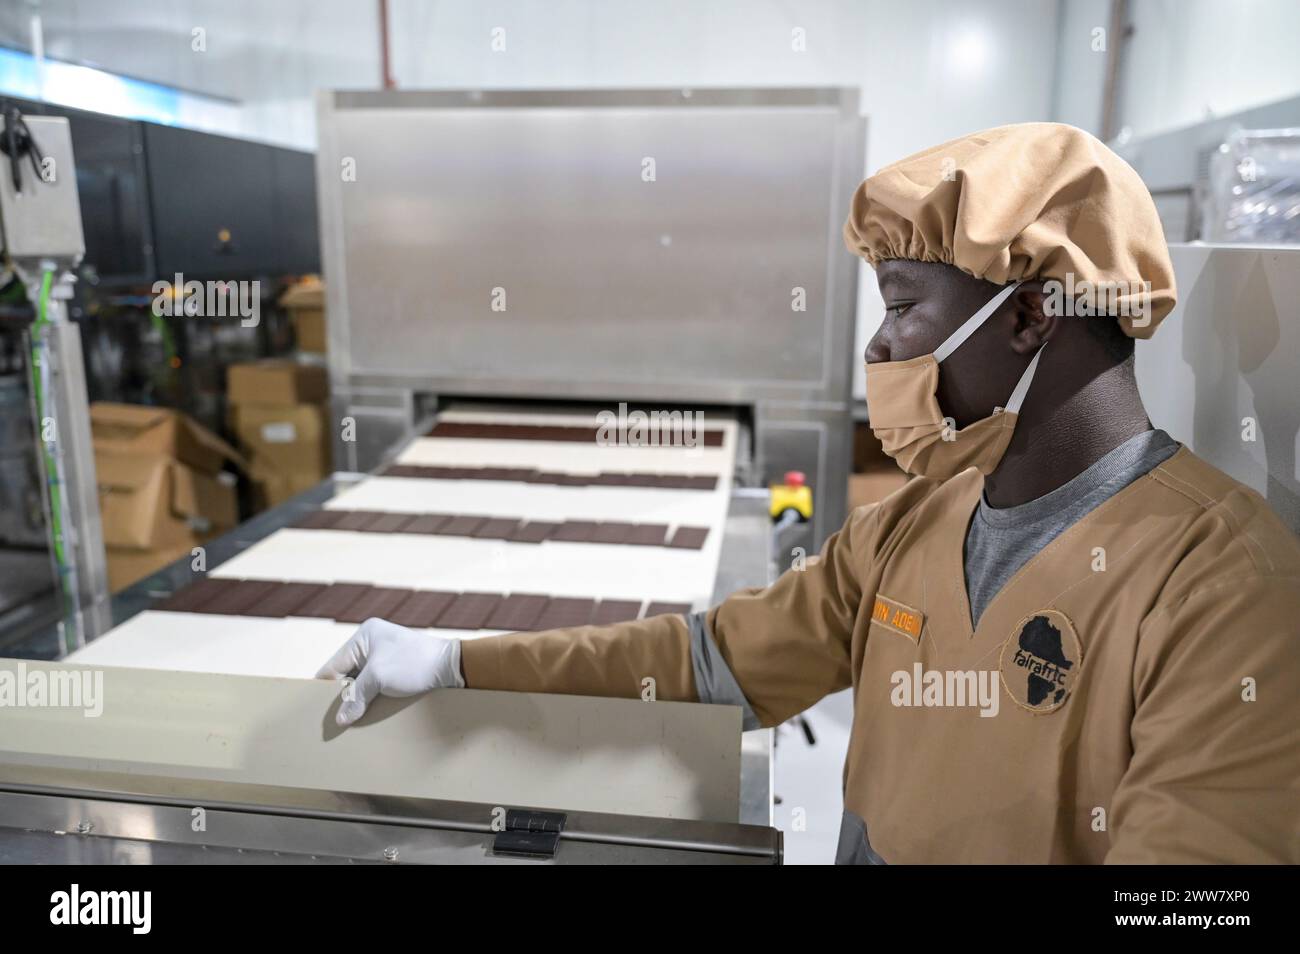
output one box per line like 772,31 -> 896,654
863,328 -> 891,365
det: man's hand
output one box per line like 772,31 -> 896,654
316,617 -> 465,726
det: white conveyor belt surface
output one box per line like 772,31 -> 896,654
73,411 -> 737,678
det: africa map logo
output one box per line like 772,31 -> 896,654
998,610 -> 1083,713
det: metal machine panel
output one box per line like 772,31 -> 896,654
329,100 -> 841,391
0,780 -> 780,865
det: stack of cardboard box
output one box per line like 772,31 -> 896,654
91,403 -> 246,592
227,361 -> 331,510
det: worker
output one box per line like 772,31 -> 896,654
318,123 -> 1300,864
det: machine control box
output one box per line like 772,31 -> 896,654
0,114 -> 86,264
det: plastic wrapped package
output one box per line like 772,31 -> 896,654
1202,127 -> 1300,244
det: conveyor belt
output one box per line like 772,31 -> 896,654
68,410 -> 738,680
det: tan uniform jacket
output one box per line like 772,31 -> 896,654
461,447 -> 1300,863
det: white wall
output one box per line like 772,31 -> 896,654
1049,0 -> 1300,143
1050,0 -> 1110,134
1118,0 -> 1300,139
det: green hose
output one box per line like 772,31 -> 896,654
30,270 -> 69,585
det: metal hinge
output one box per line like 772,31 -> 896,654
491,809 -> 567,859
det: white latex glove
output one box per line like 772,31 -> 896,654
316,617 -> 465,727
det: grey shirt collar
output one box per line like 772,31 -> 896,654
974,428 -> 1180,530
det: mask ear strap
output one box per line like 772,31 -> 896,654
1003,342 -> 1046,414
934,281 -> 1022,363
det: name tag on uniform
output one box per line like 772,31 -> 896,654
870,594 -> 924,642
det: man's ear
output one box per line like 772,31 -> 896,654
1009,282 -> 1055,354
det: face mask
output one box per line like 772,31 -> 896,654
865,281 -> 1045,480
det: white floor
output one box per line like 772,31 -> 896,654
773,688 -> 854,865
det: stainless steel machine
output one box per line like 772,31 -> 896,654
315,88 -> 865,546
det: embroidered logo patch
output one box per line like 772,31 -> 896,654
999,609 -> 1082,713
870,594 -> 924,642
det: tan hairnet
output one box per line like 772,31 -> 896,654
843,122 -> 1176,338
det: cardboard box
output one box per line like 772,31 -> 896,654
107,539 -> 199,593
97,453 -> 238,550
848,466 -> 910,511
227,360 -> 329,406
230,403 -> 330,475
91,403 -> 245,475
280,279 -> 326,353
290,309 -> 326,353
279,278 -> 323,309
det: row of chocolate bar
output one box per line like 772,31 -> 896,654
380,463 -> 719,491
153,576 -> 692,631
291,509 -> 709,549
426,421 -> 725,448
